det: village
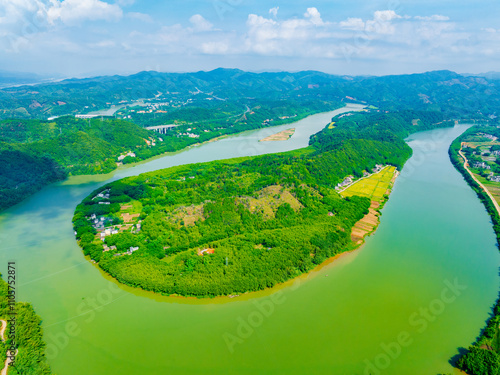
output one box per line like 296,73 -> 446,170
86,189 -> 143,257
462,132 -> 500,183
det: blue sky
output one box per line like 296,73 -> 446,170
0,0 -> 498,78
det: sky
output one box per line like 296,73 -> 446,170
0,0 -> 499,78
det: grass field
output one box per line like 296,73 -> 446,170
463,141 -> 500,148
474,173 -> 500,206
341,166 -> 397,202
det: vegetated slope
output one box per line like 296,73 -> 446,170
0,274 -> 53,374
0,145 -> 67,211
72,110 -> 446,297
449,126 -> 500,374
1,68 -> 499,120
0,116 -> 156,212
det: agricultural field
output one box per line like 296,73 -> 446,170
473,173 -> 500,206
341,166 -> 397,202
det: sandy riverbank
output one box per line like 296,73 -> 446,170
259,128 -> 296,142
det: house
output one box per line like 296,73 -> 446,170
490,175 -> 500,183
199,248 -> 215,256
125,246 -> 139,255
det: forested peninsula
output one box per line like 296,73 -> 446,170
72,109 -> 452,297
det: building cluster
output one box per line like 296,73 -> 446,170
478,132 -> 497,141
473,162 -> 491,170
489,174 -> 500,183
335,176 -> 353,190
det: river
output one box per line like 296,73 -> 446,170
0,109 -> 498,374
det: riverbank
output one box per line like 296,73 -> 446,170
459,145 -> 500,216
1,319 -> 17,375
449,128 -> 500,373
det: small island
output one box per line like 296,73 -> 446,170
259,128 -> 296,142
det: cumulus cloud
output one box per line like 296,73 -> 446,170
304,7 -> 323,26
339,10 -> 402,35
189,14 -> 213,32
47,0 -> 123,25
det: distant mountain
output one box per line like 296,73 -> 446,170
462,71 -> 500,80
1,68 -> 499,120
0,70 -> 58,89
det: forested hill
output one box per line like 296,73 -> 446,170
1,68 -> 500,120
0,116 -> 157,212
310,110 -> 453,154
71,109 -> 445,297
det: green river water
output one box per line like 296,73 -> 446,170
0,107 -> 499,374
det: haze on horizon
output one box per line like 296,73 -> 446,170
0,0 -> 498,79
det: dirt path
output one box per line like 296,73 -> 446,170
0,319 -> 16,375
0,320 -> 5,342
459,147 -> 500,217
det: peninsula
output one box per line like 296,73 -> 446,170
73,109 -> 451,297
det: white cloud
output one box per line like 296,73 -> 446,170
373,10 -> 401,22
339,17 -> 365,31
414,15 -> 450,21
339,10 -> 402,35
269,7 -> 279,18
189,14 -> 213,32
304,7 -> 323,26
47,0 -> 123,25
365,10 -> 401,34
